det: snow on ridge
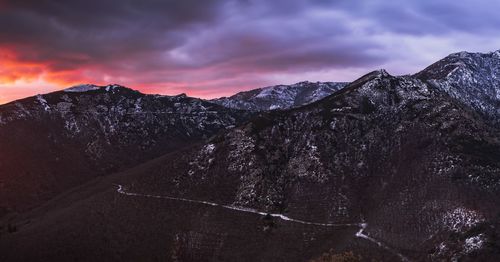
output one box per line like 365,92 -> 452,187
442,207 -> 484,232
491,50 -> 500,59
212,81 -> 347,111
464,234 -> 486,253
64,84 -> 101,93
36,94 -> 50,111
255,85 -> 285,98
105,84 -> 126,92
255,82 -> 311,99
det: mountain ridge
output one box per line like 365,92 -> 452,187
0,84 -> 252,213
211,81 -> 348,111
2,50 -> 500,261
415,49 -> 500,126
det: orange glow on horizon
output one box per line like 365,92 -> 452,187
0,49 -> 45,83
0,47 -> 262,104
0,49 -> 247,104
0,47 -> 107,87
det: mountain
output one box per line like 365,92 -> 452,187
118,69 -> 500,261
211,81 -> 348,111
2,51 -> 500,261
415,50 -> 500,125
0,84 -> 251,215
2,63 -> 500,261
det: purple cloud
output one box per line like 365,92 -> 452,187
1,0 -> 500,102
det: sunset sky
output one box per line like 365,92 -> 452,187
1,0 -> 500,104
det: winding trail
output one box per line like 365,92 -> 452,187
356,223 -> 410,262
115,184 -> 409,261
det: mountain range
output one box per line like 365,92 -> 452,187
211,81 -> 347,111
1,50 -> 500,261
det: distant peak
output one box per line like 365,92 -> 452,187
64,84 -> 140,94
64,84 -> 100,93
366,69 -> 391,78
447,50 -> 500,59
175,93 -> 188,98
491,49 -> 500,59
349,69 -> 392,88
450,51 -> 470,58
378,69 -> 390,76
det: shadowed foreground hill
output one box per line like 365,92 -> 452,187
0,150 -> 372,262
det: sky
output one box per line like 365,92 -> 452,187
1,0 -> 500,104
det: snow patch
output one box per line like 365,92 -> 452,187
491,50 -> 500,59
205,143 -> 216,154
36,94 -> 50,111
442,207 -> 484,232
269,104 -> 280,110
187,144 -> 217,176
134,98 -> 143,112
105,84 -> 122,93
64,84 -> 100,92
437,242 -> 448,255
464,234 -> 486,253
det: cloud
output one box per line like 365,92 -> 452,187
0,0 -> 500,103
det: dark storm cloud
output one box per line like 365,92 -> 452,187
0,0 -> 225,69
1,0 -> 500,101
0,0 -> 387,73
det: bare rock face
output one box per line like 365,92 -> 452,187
211,81 -> 347,111
0,84 -> 251,213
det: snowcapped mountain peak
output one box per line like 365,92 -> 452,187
415,49 -> 500,125
64,84 -> 100,92
64,84 -> 141,95
211,81 -> 348,111
104,84 -> 125,92
446,49 -> 500,61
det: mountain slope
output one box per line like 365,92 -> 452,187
415,50 -> 500,125
211,81 -> 347,111
3,69 -> 499,261
0,153 -> 364,262
128,70 -> 500,260
0,84 -> 251,215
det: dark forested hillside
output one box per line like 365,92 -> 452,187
0,84 -> 251,213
